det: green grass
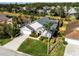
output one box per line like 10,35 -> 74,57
18,38 -> 47,56
0,38 -> 11,45
39,36 -> 48,44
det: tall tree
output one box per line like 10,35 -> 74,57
6,24 -> 14,39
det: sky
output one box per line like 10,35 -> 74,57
0,0 -> 79,4
0,2 -> 30,4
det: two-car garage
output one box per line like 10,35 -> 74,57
20,26 -> 32,35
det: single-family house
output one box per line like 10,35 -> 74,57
68,7 -> 77,15
22,7 -> 26,10
51,6 -> 55,10
37,9 -> 45,13
46,10 -> 51,15
43,6 -> 50,10
20,17 -> 59,38
65,21 -> 79,45
67,7 -> 78,19
0,14 -> 12,24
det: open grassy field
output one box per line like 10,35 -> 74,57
18,38 -> 47,56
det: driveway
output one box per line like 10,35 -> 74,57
3,34 -> 30,50
64,44 -> 79,56
0,46 -> 30,56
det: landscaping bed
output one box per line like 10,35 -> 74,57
30,32 -> 40,38
18,38 -> 47,56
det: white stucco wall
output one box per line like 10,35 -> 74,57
41,30 -> 51,38
65,38 -> 79,45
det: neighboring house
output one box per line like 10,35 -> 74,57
37,9 -> 45,13
22,7 -> 26,10
15,7 -> 32,11
56,5 -> 61,9
65,21 -> 79,45
0,14 -> 12,24
20,17 -> 59,38
43,6 -> 50,10
26,7 -> 32,11
43,6 -> 51,15
46,10 -> 51,15
51,6 -> 55,10
68,7 -> 77,15
67,7 -> 77,18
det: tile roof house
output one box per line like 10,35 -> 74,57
0,14 -> 12,24
65,21 -> 79,45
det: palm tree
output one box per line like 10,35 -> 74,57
44,22 -> 53,30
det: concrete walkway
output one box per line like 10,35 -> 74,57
3,34 -> 29,50
64,44 -> 79,56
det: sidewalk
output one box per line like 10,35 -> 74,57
64,44 -> 79,56
3,34 -> 29,50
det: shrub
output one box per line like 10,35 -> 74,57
30,32 -> 38,37
39,36 -> 48,41
18,38 -> 47,56
63,41 -> 68,45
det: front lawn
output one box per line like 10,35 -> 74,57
0,38 -> 11,45
18,38 -> 47,56
39,36 -> 48,44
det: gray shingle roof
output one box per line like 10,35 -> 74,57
37,17 -> 50,25
37,17 -> 58,25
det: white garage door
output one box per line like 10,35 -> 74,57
65,38 -> 79,45
20,26 -> 32,35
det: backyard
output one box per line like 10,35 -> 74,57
18,38 -> 47,56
